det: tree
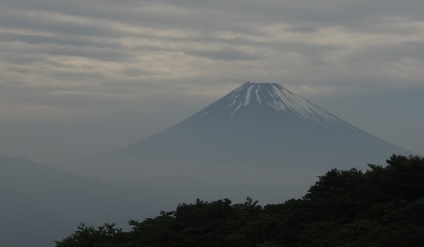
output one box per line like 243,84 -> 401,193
56,155 -> 424,247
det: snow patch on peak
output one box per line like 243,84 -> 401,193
255,86 -> 262,104
229,99 -> 237,107
270,86 -> 323,120
244,84 -> 254,106
231,102 -> 242,117
264,84 -> 354,130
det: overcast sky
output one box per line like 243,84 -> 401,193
1,0 -> 423,163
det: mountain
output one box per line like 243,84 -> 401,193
0,153 -> 173,247
66,82 -> 411,202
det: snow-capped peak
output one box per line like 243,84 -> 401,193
228,82 -> 330,121
183,82 -> 359,133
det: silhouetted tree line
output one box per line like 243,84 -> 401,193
56,155 -> 424,247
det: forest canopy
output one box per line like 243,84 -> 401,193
56,155 -> 424,247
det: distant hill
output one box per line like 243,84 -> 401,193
0,154 -> 173,247
65,82 -> 412,203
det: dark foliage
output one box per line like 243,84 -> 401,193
56,155 -> 424,247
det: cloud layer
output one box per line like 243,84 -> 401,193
1,0 -> 423,162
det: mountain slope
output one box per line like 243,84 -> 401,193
113,82 -> 408,164
66,82 -> 411,202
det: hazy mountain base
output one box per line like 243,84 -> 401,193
57,155 -> 424,247
65,125 -> 409,204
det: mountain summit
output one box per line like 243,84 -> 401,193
178,82 -> 359,133
69,82 -> 411,201
189,82 -> 334,121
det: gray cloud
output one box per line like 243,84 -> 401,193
187,49 -> 262,61
0,0 -> 423,162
